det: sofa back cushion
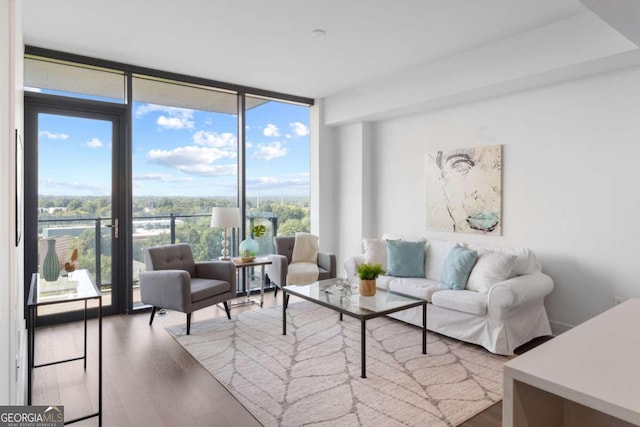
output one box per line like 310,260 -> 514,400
363,238 -> 387,270
386,240 -> 425,278
424,240 -> 457,281
467,244 -> 538,276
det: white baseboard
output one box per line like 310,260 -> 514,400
16,327 -> 27,405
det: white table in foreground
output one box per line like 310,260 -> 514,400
231,256 -> 271,307
503,298 -> 640,427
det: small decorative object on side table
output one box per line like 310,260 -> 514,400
239,223 -> 266,262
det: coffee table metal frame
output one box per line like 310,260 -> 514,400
282,278 -> 427,378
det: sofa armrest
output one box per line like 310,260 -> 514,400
195,261 -> 236,296
344,255 -> 365,280
488,272 -> 554,310
318,252 -> 337,278
139,270 -> 191,311
267,254 -> 289,287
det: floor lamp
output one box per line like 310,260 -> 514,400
210,207 -> 241,260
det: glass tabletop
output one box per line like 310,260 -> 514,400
28,269 -> 101,307
283,278 -> 426,319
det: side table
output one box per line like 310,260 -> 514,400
27,269 -> 102,426
231,257 -> 272,307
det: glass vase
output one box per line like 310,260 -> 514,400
239,238 -> 259,257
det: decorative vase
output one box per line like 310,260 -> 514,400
43,238 -> 60,282
359,279 -> 376,296
239,238 -> 259,258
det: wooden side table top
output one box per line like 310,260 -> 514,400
231,256 -> 272,268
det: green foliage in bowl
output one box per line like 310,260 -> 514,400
356,263 -> 385,280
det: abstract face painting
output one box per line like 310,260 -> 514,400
426,145 -> 502,234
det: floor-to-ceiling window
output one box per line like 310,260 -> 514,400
244,95 -> 311,253
131,76 -> 239,307
23,48 -> 313,320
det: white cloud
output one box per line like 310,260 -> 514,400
40,177 -> 106,193
85,138 -> 103,148
251,142 -> 287,161
193,130 -> 236,148
157,114 -> 194,130
135,104 -> 195,130
147,145 -> 237,176
289,122 -> 309,137
134,173 -> 193,183
39,131 -> 69,140
246,173 -> 309,191
263,124 -> 280,137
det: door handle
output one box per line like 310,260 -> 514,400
105,218 -> 119,239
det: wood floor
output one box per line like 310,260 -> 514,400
30,290 -> 548,426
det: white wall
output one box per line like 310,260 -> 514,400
333,65 -> 640,332
335,122 -> 375,273
0,0 -> 25,405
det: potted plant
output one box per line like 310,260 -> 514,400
356,263 -> 385,296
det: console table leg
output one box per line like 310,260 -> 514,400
361,319 -> 367,378
282,291 -> 287,336
422,303 -> 427,354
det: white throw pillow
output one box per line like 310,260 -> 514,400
466,252 -> 516,293
291,232 -> 319,264
468,244 -> 537,277
363,238 -> 387,270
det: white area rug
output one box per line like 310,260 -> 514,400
166,302 -> 509,426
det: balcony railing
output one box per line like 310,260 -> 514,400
38,213 -> 279,305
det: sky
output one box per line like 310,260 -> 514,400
37,98 -> 310,198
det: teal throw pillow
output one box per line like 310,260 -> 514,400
441,244 -> 478,290
386,240 -> 425,278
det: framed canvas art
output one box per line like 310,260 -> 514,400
426,144 -> 502,235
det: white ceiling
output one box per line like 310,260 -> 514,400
22,0 -> 586,99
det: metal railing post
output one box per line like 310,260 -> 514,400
95,217 -> 102,288
170,213 -> 176,244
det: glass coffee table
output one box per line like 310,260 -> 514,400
282,278 -> 427,378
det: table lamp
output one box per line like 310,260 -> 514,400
210,207 -> 241,260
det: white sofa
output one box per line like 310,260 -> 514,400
344,236 -> 554,355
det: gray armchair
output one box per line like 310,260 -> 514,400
268,235 -> 336,297
139,243 -> 236,335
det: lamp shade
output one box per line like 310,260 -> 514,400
210,207 -> 241,228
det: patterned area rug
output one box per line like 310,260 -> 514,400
166,302 -> 509,426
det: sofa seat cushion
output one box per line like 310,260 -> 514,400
191,278 -> 230,303
431,290 -> 487,316
375,275 -> 394,291
388,278 -> 447,302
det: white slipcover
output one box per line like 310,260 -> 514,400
344,238 -> 554,355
